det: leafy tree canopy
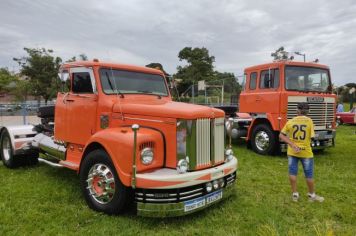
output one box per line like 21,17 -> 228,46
13,47 -> 62,104
0,67 -> 17,93
175,47 -> 216,94
66,54 -> 88,62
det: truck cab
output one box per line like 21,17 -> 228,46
232,60 -> 336,155
0,60 -> 237,217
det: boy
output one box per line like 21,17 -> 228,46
279,102 -> 324,202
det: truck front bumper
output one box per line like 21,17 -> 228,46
281,129 -> 336,152
134,157 -> 237,217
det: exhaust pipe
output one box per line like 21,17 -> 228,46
38,158 -> 64,168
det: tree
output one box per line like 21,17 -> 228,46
66,53 -> 89,62
12,79 -> 32,102
271,46 -> 290,61
0,68 -> 17,94
215,72 -> 240,93
175,47 -> 215,94
145,63 -> 169,76
13,47 -> 62,104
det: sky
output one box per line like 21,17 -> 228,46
0,0 -> 355,85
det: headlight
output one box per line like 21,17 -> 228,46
141,147 -> 154,165
177,158 -> 189,173
206,182 -> 213,192
213,180 -> 219,190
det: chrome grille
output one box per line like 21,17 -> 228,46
287,102 -> 335,129
196,118 -> 211,167
214,117 -> 225,164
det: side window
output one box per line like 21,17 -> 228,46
72,72 -> 93,94
249,72 -> 257,90
260,69 -> 279,89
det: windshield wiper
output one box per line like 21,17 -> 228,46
105,72 -> 124,98
137,90 -> 162,99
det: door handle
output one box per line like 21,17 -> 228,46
256,98 -> 261,102
65,99 -> 74,102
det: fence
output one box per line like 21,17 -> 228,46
0,101 -> 55,126
178,77 -> 241,106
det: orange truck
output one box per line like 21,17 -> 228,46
228,60 -> 336,155
0,60 -> 237,217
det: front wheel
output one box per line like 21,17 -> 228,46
251,124 -> 278,155
80,149 -> 132,214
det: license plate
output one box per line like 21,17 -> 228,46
206,190 -> 223,204
324,135 -> 333,139
184,190 -> 223,212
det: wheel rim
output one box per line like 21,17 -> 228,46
86,164 -> 116,204
2,136 -> 11,161
255,131 -> 270,152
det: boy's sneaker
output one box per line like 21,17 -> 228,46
292,192 -> 299,202
308,193 -> 324,202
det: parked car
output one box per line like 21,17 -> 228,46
336,107 -> 356,125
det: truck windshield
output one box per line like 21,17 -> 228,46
285,66 -> 330,92
99,68 -> 168,96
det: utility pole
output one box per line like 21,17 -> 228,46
294,51 -> 306,62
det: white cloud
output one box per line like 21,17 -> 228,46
0,0 -> 355,85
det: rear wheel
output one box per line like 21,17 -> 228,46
251,124 -> 278,155
0,130 -> 38,168
80,149 -> 132,214
0,130 -> 18,168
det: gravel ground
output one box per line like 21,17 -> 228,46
0,116 -> 40,126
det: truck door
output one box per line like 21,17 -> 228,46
258,68 -> 280,114
64,67 -> 98,145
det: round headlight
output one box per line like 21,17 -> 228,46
213,180 -> 219,190
141,147 -> 154,165
206,182 -> 213,192
177,159 -> 189,173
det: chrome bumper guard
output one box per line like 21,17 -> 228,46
136,172 -> 237,217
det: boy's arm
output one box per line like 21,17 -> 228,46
279,132 -> 301,153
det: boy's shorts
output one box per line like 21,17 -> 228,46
288,156 -> 314,178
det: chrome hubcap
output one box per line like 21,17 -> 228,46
255,131 -> 270,151
86,164 -> 116,204
2,136 -> 11,161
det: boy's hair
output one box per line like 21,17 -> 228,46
297,102 -> 309,115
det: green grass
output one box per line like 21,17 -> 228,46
0,125 -> 355,235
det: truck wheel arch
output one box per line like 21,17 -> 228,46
81,127 -> 165,187
247,118 -> 272,140
81,139 -> 131,187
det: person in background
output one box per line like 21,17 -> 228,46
337,102 -> 344,112
279,102 -> 324,202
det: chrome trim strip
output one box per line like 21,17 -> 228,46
120,116 -> 175,125
145,198 -> 177,202
180,188 -> 204,196
179,192 -> 203,200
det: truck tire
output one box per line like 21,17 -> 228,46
80,149 -> 132,214
251,123 -> 277,155
0,129 -> 18,168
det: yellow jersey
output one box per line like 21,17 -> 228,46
281,116 -> 315,158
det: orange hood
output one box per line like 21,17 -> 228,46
112,98 -> 224,119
